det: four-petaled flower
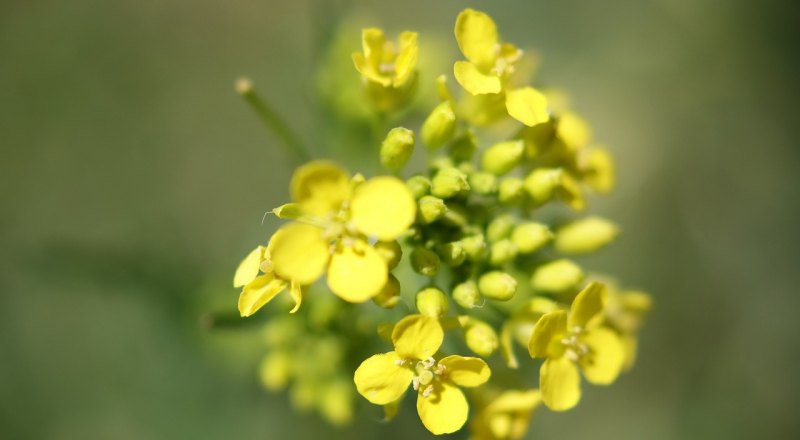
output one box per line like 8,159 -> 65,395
352,28 -> 418,88
354,315 -> 491,435
470,389 -> 541,440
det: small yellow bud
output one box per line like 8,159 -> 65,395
523,168 -> 562,204
449,130 -> 477,162
530,258 -> 584,292
380,127 -> 415,171
498,177 -> 524,204
480,140 -> 525,175
478,271 -> 518,301
511,222 -> 552,254
489,239 -> 518,266
416,287 -> 449,317
584,147 -> 615,194
406,175 -> 431,199
431,167 -> 470,198
374,240 -> 403,270
373,274 -> 401,309
421,101 -> 457,149
453,280 -> 481,308
462,318 -> 499,357
418,195 -> 448,223
272,203 -> 301,219
259,352 -> 292,391
487,215 -> 515,242
430,155 -> 455,170
555,216 -> 619,254
438,241 -> 466,266
469,172 -> 498,195
410,246 -> 440,276
458,234 -> 487,260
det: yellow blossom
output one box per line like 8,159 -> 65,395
603,286 -> 652,370
354,315 -> 491,435
352,28 -> 419,112
470,389 -> 541,440
528,282 -> 625,411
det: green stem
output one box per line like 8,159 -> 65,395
236,77 -> 312,162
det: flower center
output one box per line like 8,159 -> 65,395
407,357 -> 446,398
560,329 -> 590,362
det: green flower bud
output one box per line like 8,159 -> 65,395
416,287 -> 449,317
259,351 -> 292,391
523,168 -> 562,204
418,195 -> 447,224
431,167 -> 470,198
373,274 -> 401,309
438,241 -> 466,266
449,130 -> 477,162
489,239 -> 518,266
462,318 -> 499,357
410,246 -> 440,276
380,127 -> 415,171
406,175 -> 431,199
530,258 -> 584,292
290,380 -> 316,411
555,216 -> 619,254
272,203 -> 301,219
458,234 -> 487,260
374,240 -> 403,270
487,215 -> 516,242
480,140 -> 525,175
478,271 -> 518,301
319,379 -> 354,426
421,101 -> 457,149
429,155 -> 455,170
453,280 -> 481,309
511,222 -> 552,254
469,172 -> 498,195
498,177 -> 524,204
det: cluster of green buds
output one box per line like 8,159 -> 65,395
231,8 -> 650,438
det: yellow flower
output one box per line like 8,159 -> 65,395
470,389 -> 541,440
603,286 -> 652,370
453,9 -> 549,127
527,282 -> 625,411
353,28 -> 418,88
354,315 -> 491,435
269,161 -> 416,304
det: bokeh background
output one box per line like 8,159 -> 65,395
2,0 -> 799,438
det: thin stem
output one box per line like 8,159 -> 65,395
236,77 -> 312,162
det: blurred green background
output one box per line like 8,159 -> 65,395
2,0 -> 799,438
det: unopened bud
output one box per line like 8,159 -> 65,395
481,140 -> 525,175
406,175 -> 431,199
416,287 -> 449,317
374,240 -> 403,270
487,215 -> 515,242
530,259 -> 584,292
453,280 -> 481,308
272,203 -> 301,219
462,319 -> 499,357
489,239 -> 518,266
523,168 -> 562,204
373,274 -> 401,309
380,127 -> 415,171
584,147 -> 615,194
511,222 -> 552,254
478,271 -> 518,301
438,241 -> 466,266
259,352 -> 292,391
498,177 -> 524,204
449,130 -> 477,162
555,216 -> 619,254
418,195 -> 447,224
431,167 -> 470,198
469,172 -> 498,195
458,234 -> 486,260
410,246 -> 440,276
421,101 -> 456,149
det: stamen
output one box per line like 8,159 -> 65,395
422,384 -> 434,398
412,376 -> 420,391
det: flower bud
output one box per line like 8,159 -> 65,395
416,287 -> 449,317
259,351 -> 292,391
511,222 -> 552,254
469,172 -> 498,195
498,177 -> 524,204
523,168 -> 562,204
555,216 -> 619,254
462,318 -> 499,357
530,259 -> 584,292
431,167 -> 470,198
478,271 -> 518,301
410,246 -> 440,276
374,240 -> 403,270
373,274 -> 401,309
449,130 -> 477,162
480,140 -> 525,175
418,195 -> 447,224
380,127 -> 415,171
489,239 -> 518,266
421,101 -> 457,150
487,215 -> 515,242
583,147 -> 615,194
453,280 -> 481,309
438,241 -> 466,266
430,155 -> 455,170
272,203 -> 301,219
406,175 -> 431,199
458,234 -> 486,260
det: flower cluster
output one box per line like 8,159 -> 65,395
232,8 -> 650,437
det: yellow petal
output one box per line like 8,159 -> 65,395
528,310 -> 567,359
394,31 -> 418,86
288,280 -> 303,313
505,87 -> 550,127
354,351 -> 413,405
439,355 -> 490,387
416,381 -> 469,435
327,244 -> 387,303
454,61 -> 501,95
540,357 -> 581,411
584,147 -> 615,194
238,274 -> 288,317
289,160 -> 351,216
392,315 -> 444,360
621,333 -> 639,371
485,389 -> 540,413
361,27 -> 385,69
557,111 -> 592,150
269,223 -> 329,285
350,176 -> 416,240
579,327 -> 625,385
569,282 -> 606,329
454,8 -> 498,70
233,246 -> 264,288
